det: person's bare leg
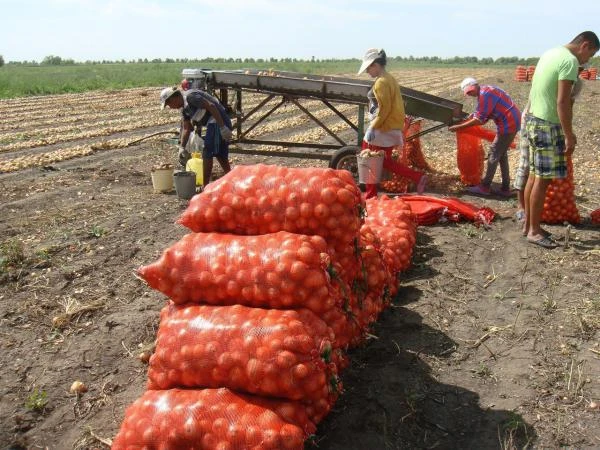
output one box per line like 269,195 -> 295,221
517,188 -> 526,225
523,175 -> 534,236
527,176 -> 552,241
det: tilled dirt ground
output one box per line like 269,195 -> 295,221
1,72 -> 599,450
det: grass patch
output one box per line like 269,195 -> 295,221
88,225 -> 106,238
0,239 -> 25,273
499,411 -> 532,449
460,224 -> 483,239
25,388 -> 48,412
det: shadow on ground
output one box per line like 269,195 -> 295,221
312,284 -> 536,450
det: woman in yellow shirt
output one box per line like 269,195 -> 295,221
358,48 -> 427,199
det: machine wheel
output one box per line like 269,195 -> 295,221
329,145 -> 360,180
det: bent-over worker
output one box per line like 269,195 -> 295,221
449,78 -> 521,197
160,87 -> 233,185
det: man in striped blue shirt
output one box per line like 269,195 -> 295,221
449,78 -> 521,196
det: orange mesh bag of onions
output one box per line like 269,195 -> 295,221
541,157 -> 581,224
147,302 -> 341,410
403,119 -> 433,172
111,388 -> 315,450
138,231 -> 341,314
178,165 -> 364,247
363,196 -> 417,274
456,130 -> 485,185
380,119 -> 432,193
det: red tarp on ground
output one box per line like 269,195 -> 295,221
397,195 -> 495,227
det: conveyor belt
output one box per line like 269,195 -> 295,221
182,69 -> 464,125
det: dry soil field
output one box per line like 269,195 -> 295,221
1,68 -> 599,450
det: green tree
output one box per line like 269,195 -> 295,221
42,55 -> 63,65
0,55 -> 4,67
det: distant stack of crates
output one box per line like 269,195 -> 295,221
514,66 -> 527,82
526,65 -> 536,81
580,67 -> 597,80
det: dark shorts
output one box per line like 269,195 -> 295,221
202,120 -> 231,159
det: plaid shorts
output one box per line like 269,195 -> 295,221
525,115 -> 567,179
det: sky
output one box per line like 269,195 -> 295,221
1,0 -> 599,62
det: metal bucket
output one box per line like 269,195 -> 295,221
357,155 -> 384,184
173,171 -> 197,200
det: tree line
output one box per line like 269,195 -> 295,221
1,54 -> 599,67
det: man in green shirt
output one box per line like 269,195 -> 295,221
523,31 -> 599,248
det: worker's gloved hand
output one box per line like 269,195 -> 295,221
220,125 -> 233,143
364,127 -> 376,143
177,145 -> 191,167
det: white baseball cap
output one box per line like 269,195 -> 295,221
460,77 -> 478,94
357,48 -> 381,75
160,87 -> 178,109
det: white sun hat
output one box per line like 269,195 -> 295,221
460,77 -> 479,94
357,48 -> 381,75
160,87 -> 178,109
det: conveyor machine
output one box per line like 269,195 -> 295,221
181,68 -> 466,172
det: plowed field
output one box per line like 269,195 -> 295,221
1,68 -> 599,449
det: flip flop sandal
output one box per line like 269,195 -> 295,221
541,229 -> 557,240
527,236 -> 558,249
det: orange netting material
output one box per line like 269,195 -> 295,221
320,306 -> 354,350
364,196 -> 417,273
148,302 -> 340,406
380,119 -> 432,193
178,165 -> 364,246
113,164 -> 424,446
326,241 -> 360,285
111,388 -> 315,450
357,225 -> 392,300
364,195 -> 415,229
138,232 -> 339,314
403,120 -> 433,171
400,195 -> 496,227
355,225 -> 392,329
367,225 -> 416,274
456,130 -> 485,185
541,157 -> 581,224
459,125 -> 516,149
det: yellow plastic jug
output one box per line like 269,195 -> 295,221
185,152 -> 204,186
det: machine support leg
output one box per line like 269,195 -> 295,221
357,105 -> 365,145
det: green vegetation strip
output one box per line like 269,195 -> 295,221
5,56 -> 597,99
